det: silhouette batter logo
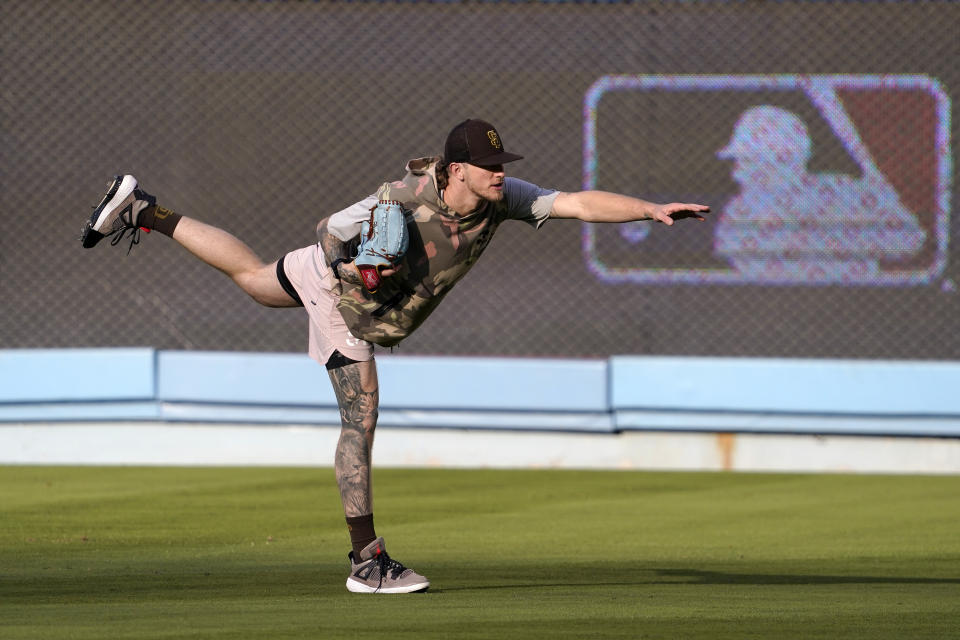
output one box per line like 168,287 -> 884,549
583,75 -> 951,286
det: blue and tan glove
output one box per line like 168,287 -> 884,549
355,200 -> 409,293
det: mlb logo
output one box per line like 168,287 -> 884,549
582,75 -> 951,286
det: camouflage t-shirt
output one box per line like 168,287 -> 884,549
326,157 -> 558,347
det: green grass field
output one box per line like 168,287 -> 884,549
1,466 -> 958,639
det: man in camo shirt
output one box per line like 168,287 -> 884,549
81,118 -> 709,593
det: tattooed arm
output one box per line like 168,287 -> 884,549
328,360 -> 381,517
316,216 -> 365,287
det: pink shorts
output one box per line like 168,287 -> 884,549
280,244 -> 374,365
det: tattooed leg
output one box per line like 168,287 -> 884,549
328,358 -> 380,517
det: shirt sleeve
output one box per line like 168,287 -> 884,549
503,177 -> 559,228
326,194 -> 378,241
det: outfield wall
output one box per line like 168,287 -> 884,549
1,349 -> 959,473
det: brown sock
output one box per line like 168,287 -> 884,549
345,514 -> 377,560
138,205 -> 182,237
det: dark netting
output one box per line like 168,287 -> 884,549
1,0 -> 957,358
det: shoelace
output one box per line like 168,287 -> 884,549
94,200 -> 142,255
92,186 -> 154,255
373,551 -> 408,591
109,223 -> 142,255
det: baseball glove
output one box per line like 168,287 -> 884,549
354,200 -> 409,292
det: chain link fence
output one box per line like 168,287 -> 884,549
1,0 -> 957,358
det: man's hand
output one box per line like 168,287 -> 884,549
649,203 -> 711,225
339,261 -> 397,286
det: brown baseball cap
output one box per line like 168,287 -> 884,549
444,119 -> 524,166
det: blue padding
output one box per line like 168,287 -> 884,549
0,348 -> 156,403
157,351 -> 337,406
157,353 -> 608,412
610,356 -> 960,416
5,350 -> 960,436
376,356 -> 609,411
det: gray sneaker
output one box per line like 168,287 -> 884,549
346,537 -> 430,594
81,175 -> 156,251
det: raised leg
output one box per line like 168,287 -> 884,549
171,217 -> 298,308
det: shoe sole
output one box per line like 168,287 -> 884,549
345,578 -> 430,594
81,175 -> 137,248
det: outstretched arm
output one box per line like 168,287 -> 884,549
550,190 -> 709,225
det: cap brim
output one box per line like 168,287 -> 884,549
471,151 -> 524,166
